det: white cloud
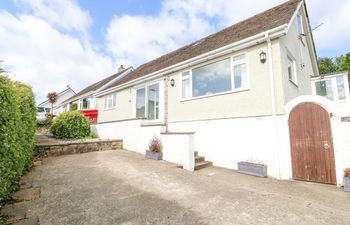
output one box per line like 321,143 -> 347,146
0,11 -> 115,103
105,0 -> 287,67
13,0 -> 92,33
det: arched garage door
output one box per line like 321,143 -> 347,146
288,103 -> 336,184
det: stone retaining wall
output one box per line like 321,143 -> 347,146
36,139 -> 123,157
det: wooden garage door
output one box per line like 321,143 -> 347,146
288,103 -> 336,184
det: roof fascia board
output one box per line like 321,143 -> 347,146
285,1 -> 303,34
96,24 -> 287,97
94,67 -> 133,94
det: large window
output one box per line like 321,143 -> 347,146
181,54 -> 248,99
104,93 -> 117,109
136,83 -> 160,120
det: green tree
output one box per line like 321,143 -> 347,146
336,53 -> 350,83
318,57 -> 337,75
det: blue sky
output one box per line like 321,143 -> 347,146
0,0 -> 349,103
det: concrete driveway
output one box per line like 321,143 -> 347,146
26,150 -> 350,225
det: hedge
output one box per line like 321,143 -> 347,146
51,111 -> 91,139
0,76 -> 36,203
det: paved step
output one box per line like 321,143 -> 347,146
195,156 -> 205,163
194,161 -> 213,170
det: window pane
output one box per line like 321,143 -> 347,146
315,80 -> 333,100
112,93 -> 117,107
182,78 -> 190,98
192,58 -> 231,97
136,88 -> 145,118
336,76 -> 346,100
82,98 -> 90,109
147,83 -> 159,120
297,15 -> 303,34
104,96 -> 107,109
234,63 -> 247,89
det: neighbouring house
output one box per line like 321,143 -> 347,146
311,71 -> 350,102
37,85 -> 76,119
92,0 -> 350,185
60,66 -> 133,122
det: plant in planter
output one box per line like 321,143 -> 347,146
145,136 -> 163,160
343,167 -> 350,192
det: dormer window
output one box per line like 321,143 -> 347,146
297,15 -> 304,35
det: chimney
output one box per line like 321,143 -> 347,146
118,65 -> 125,73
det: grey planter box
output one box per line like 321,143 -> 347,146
238,161 -> 267,177
145,150 -> 162,160
344,177 -> 350,192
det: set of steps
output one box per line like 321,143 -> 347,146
194,151 -> 212,170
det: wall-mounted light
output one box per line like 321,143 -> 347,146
260,51 -> 267,64
170,78 -> 175,87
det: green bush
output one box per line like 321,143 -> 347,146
0,76 -> 36,203
50,111 -> 91,139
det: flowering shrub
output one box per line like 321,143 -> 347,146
344,168 -> 350,178
148,136 -> 163,153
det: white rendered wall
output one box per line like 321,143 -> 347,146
168,115 -> 292,179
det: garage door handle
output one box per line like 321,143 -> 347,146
324,143 -> 330,150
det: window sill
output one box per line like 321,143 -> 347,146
140,120 -> 165,127
179,87 -> 250,102
103,107 -> 117,111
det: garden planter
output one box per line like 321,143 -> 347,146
238,161 -> 267,177
344,177 -> 350,192
145,150 -> 162,160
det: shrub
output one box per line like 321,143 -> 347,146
344,168 -> 350,178
70,103 -> 78,111
0,75 -> 36,203
148,136 -> 163,152
50,111 -> 91,139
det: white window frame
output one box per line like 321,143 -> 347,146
103,92 -> 117,110
287,54 -> 298,86
312,75 -> 350,102
297,14 -> 304,35
179,53 -> 250,101
134,80 -> 164,122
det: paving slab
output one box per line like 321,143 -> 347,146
22,150 -> 350,225
0,202 -> 27,222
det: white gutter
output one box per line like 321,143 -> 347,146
96,24 -> 288,97
265,32 -> 281,179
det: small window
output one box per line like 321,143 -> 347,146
104,93 -> 117,109
287,55 -> 297,85
297,15 -> 304,35
80,98 -> 91,110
